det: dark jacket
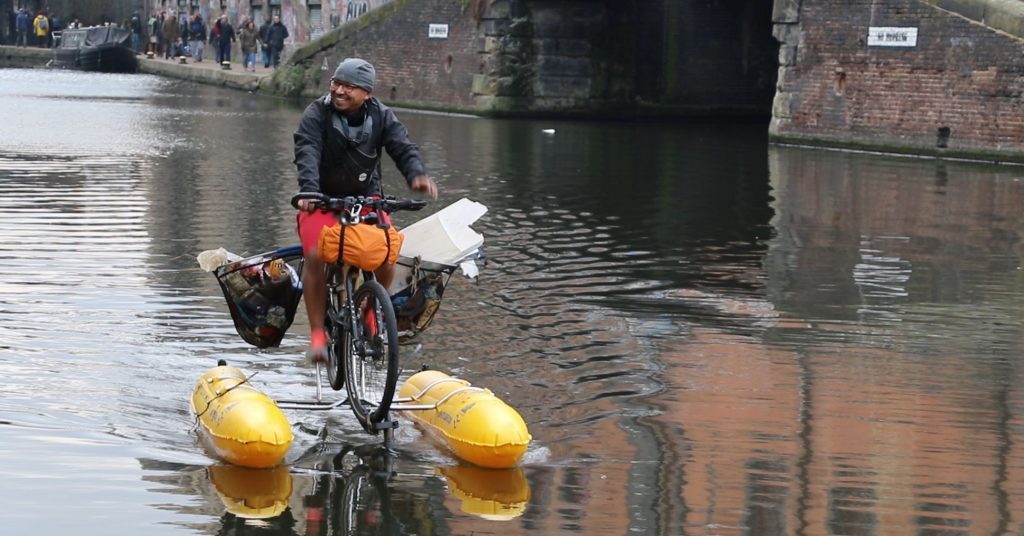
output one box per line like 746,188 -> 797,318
257,21 -> 269,44
217,22 -> 234,44
293,96 -> 426,197
266,21 -> 288,48
189,18 -> 205,41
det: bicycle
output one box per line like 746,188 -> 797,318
208,194 -> 486,444
285,192 -> 426,438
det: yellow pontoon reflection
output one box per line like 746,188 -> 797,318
208,463 -> 293,519
438,465 -> 530,520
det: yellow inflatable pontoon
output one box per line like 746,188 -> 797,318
396,370 -> 531,469
191,364 -> 293,468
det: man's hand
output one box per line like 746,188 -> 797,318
410,175 -> 438,200
296,199 -> 317,212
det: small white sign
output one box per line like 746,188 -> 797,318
428,23 -> 449,39
868,27 -> 918,47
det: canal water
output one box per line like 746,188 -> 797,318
2,67 -> 1024,535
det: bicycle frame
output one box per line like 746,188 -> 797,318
276,263 -> 369,406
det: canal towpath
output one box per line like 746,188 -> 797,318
0,44 -> 272,92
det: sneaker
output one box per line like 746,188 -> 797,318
305,328 -> 329,364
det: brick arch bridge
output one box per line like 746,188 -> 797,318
267,0 -> 1024,161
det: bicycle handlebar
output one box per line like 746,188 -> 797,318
290,192 -> 427,215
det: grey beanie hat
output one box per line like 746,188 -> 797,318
333,58 -> 375,92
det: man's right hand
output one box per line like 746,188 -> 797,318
296,199 -> 317,212
410,175 -> 438,200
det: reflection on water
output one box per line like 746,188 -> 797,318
3,67 -> 1024,534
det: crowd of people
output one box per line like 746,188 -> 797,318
5,7 -> 291,70
6,8 -> 80,48
140,10 -> 289,70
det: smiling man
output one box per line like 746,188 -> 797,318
292,57 -> 437,363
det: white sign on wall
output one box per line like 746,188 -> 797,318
428,23 -> 449,39
867,27 -> 918,47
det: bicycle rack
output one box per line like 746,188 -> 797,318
390,376 -> 488,411
275,365 -> 487,413
275,361 -> 350,411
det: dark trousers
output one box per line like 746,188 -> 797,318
219,41 -> 231,63
269,44 -> 282,67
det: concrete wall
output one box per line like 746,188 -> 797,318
771,0 -> 1024,162
0,44 -> 50,67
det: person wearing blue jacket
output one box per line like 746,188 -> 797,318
188,15 -> 206,62
15,9 -> 28,47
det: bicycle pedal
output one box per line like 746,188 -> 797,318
373,419 -> 399,431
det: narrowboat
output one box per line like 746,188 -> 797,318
53,26 -> 137,73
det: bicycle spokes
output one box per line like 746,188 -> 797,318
344,280 -> 400,434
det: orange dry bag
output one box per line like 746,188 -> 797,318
317,222 -> 403,271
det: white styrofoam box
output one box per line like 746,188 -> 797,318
399,198 -> 487,265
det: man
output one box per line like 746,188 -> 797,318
188,14 -> 206,62
293,58 -> 437,362
265,14 -> 288,68
257,16 -> 271,68
162,10 -> 178,59
129,12 -> 142,53
15,8 -> 28,47
215,14 -> 235,65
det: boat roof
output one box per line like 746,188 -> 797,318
58,26 -> 131,48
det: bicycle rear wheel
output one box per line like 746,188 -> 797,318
344,279 -> 399,432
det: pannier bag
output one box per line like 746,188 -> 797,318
318,222 -> 403,271
214,249 -> 304,348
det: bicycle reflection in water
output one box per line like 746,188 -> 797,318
302,444 -> 402,536
209,443 -> 399,535
208,442 -> 531,535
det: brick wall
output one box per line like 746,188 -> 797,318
278,0 -> 480,110
272,0 -> 779,117
771,0 -> 1024,160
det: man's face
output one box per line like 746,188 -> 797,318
330,79 -> 369,114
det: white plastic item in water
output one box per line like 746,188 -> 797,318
197,248 -> 243,272
399,198 -> 487,265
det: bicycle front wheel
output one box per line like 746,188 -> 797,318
344,279 -> 400,432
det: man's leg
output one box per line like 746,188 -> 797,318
298,209 -> 338,362
302,252 -> 329,362
373,263 -> 394,291
303,253 -> 326,333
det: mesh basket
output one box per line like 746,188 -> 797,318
214,247 -> 304,348
390,256 -> 457,342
